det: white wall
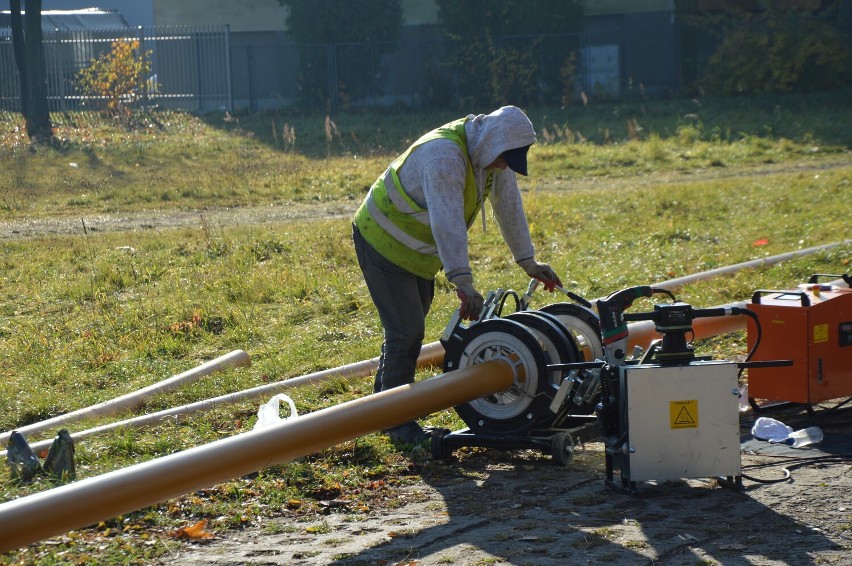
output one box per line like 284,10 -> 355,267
39,0 -> 154,27
153,0 -> 287,32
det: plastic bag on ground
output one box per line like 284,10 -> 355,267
253,393 -> 299,430
751,417 -> 793,442
43,429 -> 76,482
6,431 -> 42,483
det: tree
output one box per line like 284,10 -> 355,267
10,0 -> 54,143
435,0 -> 585,108
678,0 -> 852,95
278,0 -> 403,110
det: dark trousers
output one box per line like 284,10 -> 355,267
353,225 -> 434,393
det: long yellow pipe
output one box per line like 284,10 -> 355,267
0,358 -> 514,553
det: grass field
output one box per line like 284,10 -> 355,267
0,92 -> 850,564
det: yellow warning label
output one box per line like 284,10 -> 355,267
670,400 -> 698,429
813,324 -> 829,344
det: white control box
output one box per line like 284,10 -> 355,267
622,361 -> 741,481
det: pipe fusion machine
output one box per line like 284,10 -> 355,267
432,276 -> 845,491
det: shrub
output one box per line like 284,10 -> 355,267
76,39 -> 153,117
696,7 -> 851,95
435,0 -> 584,108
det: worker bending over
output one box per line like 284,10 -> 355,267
353,106 -> 562,444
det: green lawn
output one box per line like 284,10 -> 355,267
0,93 -> 850,564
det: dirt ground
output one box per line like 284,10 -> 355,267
158,407 -> 852,566
2,157 -> 848,242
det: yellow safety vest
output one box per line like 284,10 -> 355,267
353,118 -> 492,279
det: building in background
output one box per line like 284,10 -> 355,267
39,0 -> 153,27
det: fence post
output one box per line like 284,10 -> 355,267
224,24 -> 233,113
328,43 -> 337,115
138,26 -> 147,109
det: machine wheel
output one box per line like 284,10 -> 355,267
504,311 -> 581,389
550,431 -> 575,466
444,318 -> 550,436
539,303 -> 603,362
505,311 -> 583,427
539,303 -> 604,419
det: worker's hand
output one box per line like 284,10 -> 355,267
451,274 -> 484,321
517,258 -> 562,292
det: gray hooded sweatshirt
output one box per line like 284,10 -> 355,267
395,106 -> 537,283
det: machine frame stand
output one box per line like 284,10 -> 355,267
431,415 -> 600,466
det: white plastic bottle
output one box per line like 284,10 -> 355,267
784,427 -> 824,448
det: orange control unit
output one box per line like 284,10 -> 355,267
746,278 -> 852,406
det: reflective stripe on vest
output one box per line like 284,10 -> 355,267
353,118 -> 491,279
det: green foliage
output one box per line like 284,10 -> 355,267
695,6 -> 851,95
280,0 -> 402,44
435,0 -> 584,108
278,0 -> 403,110
75,39 -> 153,118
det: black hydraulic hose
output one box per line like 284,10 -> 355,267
725,306 -> 762,380
651,287 -> 678,302
497,290 -> 521,316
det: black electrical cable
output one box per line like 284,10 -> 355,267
741,454 -> 852,484
734,307 -> 762,381
650,287 -> 678,302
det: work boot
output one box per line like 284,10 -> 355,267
6,431 -> 42,483
385,421 -> 431,445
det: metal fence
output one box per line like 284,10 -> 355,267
0,22 -> 689,115
0,25 -> 231,113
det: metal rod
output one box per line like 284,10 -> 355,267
2,343 -> 444,458
0,359 -> 514,553
13,240 -> 842,451
0,350 -> 251,446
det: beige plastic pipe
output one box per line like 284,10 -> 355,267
0,358 -> 514,553
2,343 -> 445,458
0,350 -> 251,446
646,240 -> 849,292
6,242 -> 843,453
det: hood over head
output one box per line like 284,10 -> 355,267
465,106 -> 537,173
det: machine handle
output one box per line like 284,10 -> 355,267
751,289 -> 810,307
622,311 -> 657,322
807,273 -> 850,285
623,305 -> 744,323
555,285 -> 593,308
